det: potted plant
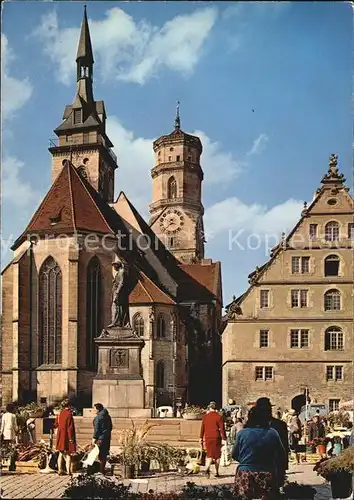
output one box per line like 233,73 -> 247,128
327,410 -> 351,430
182,405 -> 206,420
314,446 -> 354,499
283,482 -> 316,500
117,420 -> 158,479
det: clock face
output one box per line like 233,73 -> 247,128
159,209 -> 185,234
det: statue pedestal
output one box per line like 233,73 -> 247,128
91,327 -> 152,418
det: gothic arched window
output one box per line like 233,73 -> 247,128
324,326 -> 344,351
133,313 -> 145,337
324,289 -> 341,311
167,176 -> 177,199
324,221 -> 339,241
38,257 -> 62,365
156,361 -> 165,389
324,255 -> 340,277
157,314 -> 166,339
86,257 -> 102,368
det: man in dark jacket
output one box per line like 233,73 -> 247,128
92,403 -> 113,474
308,415 -> 325,443
256,397 -> 289,486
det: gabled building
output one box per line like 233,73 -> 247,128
1,7 -> 222,409
222,155 -> 354,412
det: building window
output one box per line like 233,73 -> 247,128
260,290 -> 269,308
309,224 -> 318,239
168,237 -> 175,248
255,366 -> 273,381
324,289 -> 341,311
290,329 -> 309,348
156,361 -> 165,389
325,221 -> 339,241
291,256 -> 310,274
329,399 -> 340,412
83,132 -> 90,144
324,326 -> 343,351
348,223 -> 354,239
132,313 -> 144,337
167,176 -> 177,199
169,147 -> 174,152
168,156 -> 172,161
326,366 -> 343,381
259,330 -> 269,348
187,155 -> 192,161
176,155 -> 181,161
73,109 -> 82,125
66,134 -> 72,143
38,257 -> 62,365
291,289 -> 308,308
324,255 -> 340,277
86,257 -> 102,368
157,314 -> 166,339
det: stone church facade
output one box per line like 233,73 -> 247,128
1,8 -> 222,409
222,155 -> 354,412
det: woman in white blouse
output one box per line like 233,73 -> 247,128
0,404 -> 18,444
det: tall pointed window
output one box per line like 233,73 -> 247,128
73,109 -> 82,125
86,257 -> 102,368
157,314 -> 166,339
167,176 -> 177,199
38,257 -> 62,365
133,313 -> 145,337
156,361 -> 165,389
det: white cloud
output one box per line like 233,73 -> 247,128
1,34 -> 33,121
2,156 -> 40,208
222,1 -> 291,20
247,133 -> 269,156
108,117 -> 246,217
33,6 -> 218,85
204,197 -> 303,238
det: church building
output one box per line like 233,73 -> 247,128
1,7 -> 222,409
223,155 -> 354,413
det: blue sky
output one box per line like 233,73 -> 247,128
2,1 -> 352,304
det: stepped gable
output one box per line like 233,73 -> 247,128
225,154 -> 353,314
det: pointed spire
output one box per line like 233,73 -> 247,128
76,5 -> 94,65
321,153 -> 346,185
174,100 -> 181,130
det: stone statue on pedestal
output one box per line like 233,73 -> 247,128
107,261 -> 131,328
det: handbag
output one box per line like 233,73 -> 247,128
196,448 -> 206,466
82,444 -> 100,466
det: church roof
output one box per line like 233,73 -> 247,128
179,262 -> 222,302
76,5 -> 94,64
129,271 -> 175,305
12,161 -> 125,249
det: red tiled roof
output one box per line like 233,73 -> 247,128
179,262 -> 221,298
129,271 -> 175,305
130,272 -> 175,305
12,162 -> 118,249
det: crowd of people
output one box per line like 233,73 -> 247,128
199,397 -> 354,500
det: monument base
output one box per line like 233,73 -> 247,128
83,407 -> 153,418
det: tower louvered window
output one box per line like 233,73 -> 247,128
86,257 -> 102,368
38,257 -> 62,365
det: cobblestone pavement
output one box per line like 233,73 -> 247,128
0,463 -> 332,499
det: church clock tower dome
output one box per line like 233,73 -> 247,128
149,103 -> 205,263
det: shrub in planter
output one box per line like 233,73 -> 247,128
62,474 -> 132,499
182,405 -> 206,420
314,447 -> 354,499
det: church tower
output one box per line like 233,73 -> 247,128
149,104 -> 205,263
49,6 -> 117,202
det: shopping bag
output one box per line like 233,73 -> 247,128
196,448 -> 206,466
82,444 -> 100,466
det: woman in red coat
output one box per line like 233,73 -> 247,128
54,399 -> 76,475
200,401 -> 226,478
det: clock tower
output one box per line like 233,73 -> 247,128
149,104 -> 205,263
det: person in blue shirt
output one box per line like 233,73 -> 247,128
233,405 -> 286,500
